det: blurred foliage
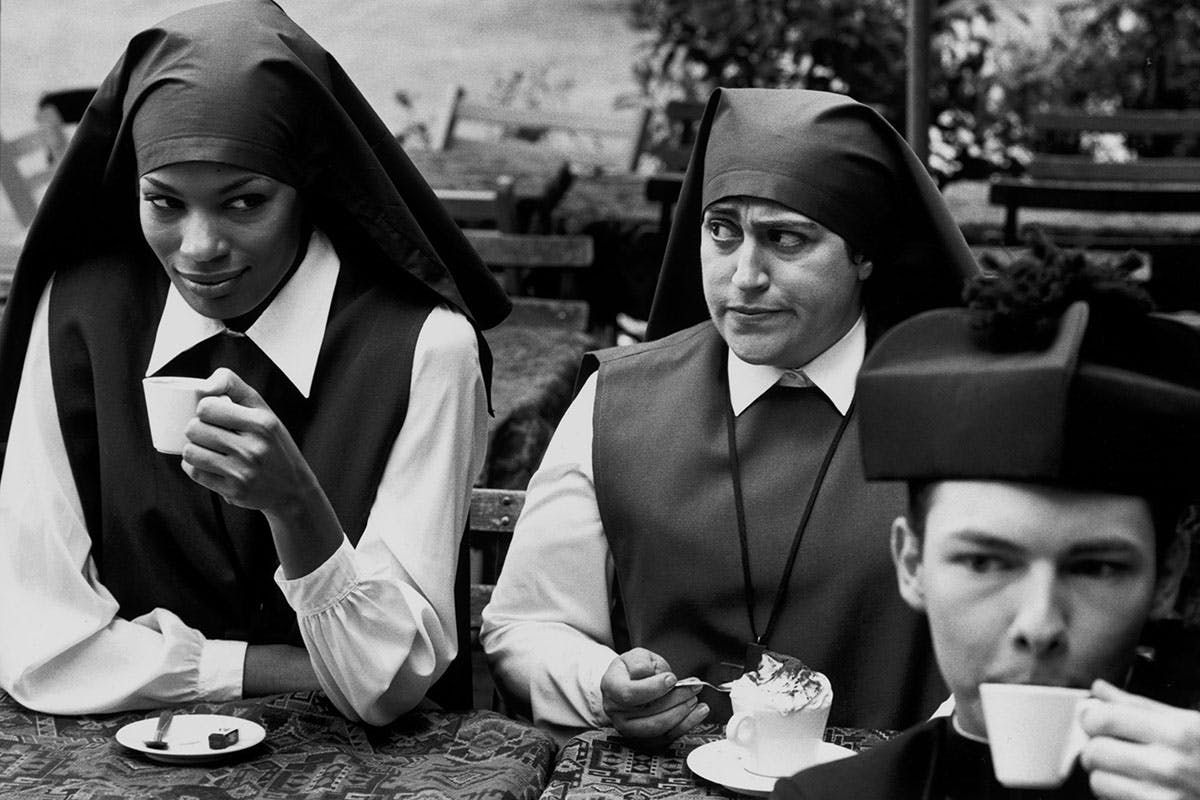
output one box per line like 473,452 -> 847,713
625,0 -> 1200,183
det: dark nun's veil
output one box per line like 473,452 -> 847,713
646,88 -> 979,343
0,0 -> 511,453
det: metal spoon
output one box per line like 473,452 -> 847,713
144,709 -> 174,750
675,676 -> 733,692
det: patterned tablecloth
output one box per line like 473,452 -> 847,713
539,724 -> 896,800
0,689 -> 558,800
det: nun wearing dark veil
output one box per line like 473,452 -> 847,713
0,0 -> 509,724
482,88 -> 979,741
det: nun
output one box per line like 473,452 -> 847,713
482,88 -> 980,741
0,0 -> 509,724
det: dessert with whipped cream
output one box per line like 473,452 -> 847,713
729,653 -> 832,715
725,654 -> 834,776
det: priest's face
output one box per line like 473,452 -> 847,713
139,161 -> 305,323
700,196 -> 871,368
892,481 -> 1168,740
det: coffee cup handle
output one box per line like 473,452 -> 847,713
726,712 -> 757,747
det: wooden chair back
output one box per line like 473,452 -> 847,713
467,487 -> 526,637
1,129 -> 56,228
644,99 -> 707,172
432,84 -> 650,174
435,177 -> 519,233
1,89 -> 95,229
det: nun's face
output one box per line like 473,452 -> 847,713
700,196 -> 871,367
139,161 -> 305,322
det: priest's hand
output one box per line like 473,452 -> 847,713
601,648 -> 708,745
182,368 -> 343,578
1079,679 -> 1200,800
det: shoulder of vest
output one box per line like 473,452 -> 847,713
579,320 -> 716,383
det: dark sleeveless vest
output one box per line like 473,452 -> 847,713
591,322 -> 945,730
44,249 -> 471,707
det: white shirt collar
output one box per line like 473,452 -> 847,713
145,228 -> 338,398
726,314 -> 865,416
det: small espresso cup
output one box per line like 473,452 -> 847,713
142,376 -> 207,455
979,683 -> 1090,789
725,687 -> 831,777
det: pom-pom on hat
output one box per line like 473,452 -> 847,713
856,259 -> 1200,499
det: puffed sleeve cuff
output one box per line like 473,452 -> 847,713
583,654 -> 613,724
200,639 -> 249,700
274,537 -> 357,616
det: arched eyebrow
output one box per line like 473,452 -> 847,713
139,175 -> 264,194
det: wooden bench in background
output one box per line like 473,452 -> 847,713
989,109 -> 1200,246
433,84 -> 650,175
435,183 -> 596,312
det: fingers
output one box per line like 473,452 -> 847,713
1080,684 -> 1200,800
194,394 -> 276,437
1088,768 -> 1167,800
622,647 -> 671,680
203,368 -> 267,409
611,691 -> 709,741
1082,684 -> 1200,750
1090,680 -> 1160,710
602,649 -> 676,709
601,649 -> 710,743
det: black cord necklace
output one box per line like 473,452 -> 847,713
724,385 -> 856,654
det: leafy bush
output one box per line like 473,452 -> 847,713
626,0 -> 1200,182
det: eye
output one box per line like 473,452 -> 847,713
1065,559 -> 1132,579
767,229 -> 808,249
705,218 -> 741,243
951,553 -> 1015,574
142,193 -> 183,211
225,194 -> 268,212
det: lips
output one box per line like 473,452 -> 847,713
175,267 -> 249,298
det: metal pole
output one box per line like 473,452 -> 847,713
906,0 -> 932,166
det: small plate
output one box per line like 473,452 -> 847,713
687,739 -> 855,797
115,713 -> 266,764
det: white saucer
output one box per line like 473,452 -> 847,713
115,713 -> 266,764
686,739 -> 856,797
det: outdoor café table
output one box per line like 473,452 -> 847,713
539,724 -> 897,799
0,688 -> 558,799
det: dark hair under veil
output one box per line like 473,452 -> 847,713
0,0 -> 511,458
645,88 -> 979,345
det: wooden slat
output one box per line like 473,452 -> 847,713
1032,109 -> 1200,136
435,178 -> 517,232
469,488 -> 526,535
506,297 -> 589,330
1028,155 -> 1200,183
463,230 -> 593,268
456,100 -> 639,138
989,177 -> 1200,213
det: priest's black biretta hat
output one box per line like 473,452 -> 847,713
857,298 -> 1200,499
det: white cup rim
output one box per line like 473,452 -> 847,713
980,682 -> 1091,698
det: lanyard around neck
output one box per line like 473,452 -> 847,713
724,385 -> 856,648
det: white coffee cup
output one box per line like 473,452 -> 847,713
979,683 -> 1090,789
725,680 -> 832,778
142,376 -> 207,455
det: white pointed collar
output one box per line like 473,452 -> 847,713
145,228 -> 338,398
726,314 -> 865,416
